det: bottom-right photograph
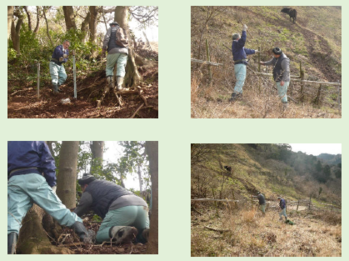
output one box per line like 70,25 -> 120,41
191,143 -> 341,257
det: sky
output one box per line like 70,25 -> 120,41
289,143 -> 342,156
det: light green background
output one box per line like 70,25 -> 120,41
3,0 -> 347,258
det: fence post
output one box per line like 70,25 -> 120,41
296,199 -> 299,211
300,61 -> 305,101
206,39 -> 212,83
337,82 -> 341,111
309,196 -> 311,210
258,46 -> 261,94
37,62 -> 40,98
73,55 -> 77,99
314,84 -> 322,105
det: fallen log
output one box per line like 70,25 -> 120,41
204,226 -> 230,233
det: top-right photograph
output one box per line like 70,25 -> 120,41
191,6 -> 342,118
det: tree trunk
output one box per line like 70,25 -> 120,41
115,6 -> 142,87
23,6 -> 32,31
89,6 -> 98,43
33,6 -> 41,34
90,141 -> 104,172
8,6 -> 14,40
17,205 -> 71,254
63,6 -> 77,31
42,7 -> 53,46
57,141 -> 79,209
137,164 -> 143,193
80,11 -> 90,43
11,11 -> 23,53
145,141 -> 158,254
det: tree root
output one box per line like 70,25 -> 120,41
130,103 -> 144,118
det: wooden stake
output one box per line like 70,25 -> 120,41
206,39 -> 212,82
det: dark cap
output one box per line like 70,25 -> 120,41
78,173 -> 96,186
272,47 -> 282,54
109,21 -> 119,26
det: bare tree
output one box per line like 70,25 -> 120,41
7,6 -> 14,40
11,7 -> 24,53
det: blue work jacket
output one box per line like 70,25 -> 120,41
232,31 -> 255,65
51,45 -> 69,65
8,141 -> 57,187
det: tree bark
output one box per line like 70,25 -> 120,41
89,6 -> 98,43
11,8 -> 24,53
42,7 -> 53,46
8,6 -> 14,40
63,6 -> 77,31
57,141 -> 79,209
145,141 -> 158,254
90,141 -> 104,170
23,6 -> 32,31
33,6 -> 41,34
138,164 -> 143,193
115,6 -> 142,87
80,11 -> 90,42
17,205 -> 71,254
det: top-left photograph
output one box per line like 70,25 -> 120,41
8,6 -> 158,118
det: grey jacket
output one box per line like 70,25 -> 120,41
264,53 -> 290,82
102,25 -> 128,55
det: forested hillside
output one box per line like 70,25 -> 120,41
8,6 -> 158,118
191,144 -> 341,257
191,6 -> 341,118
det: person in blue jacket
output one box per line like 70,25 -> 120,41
278,196 -> 288,221
8,141 -> 90,254
229,24 -> 258,102
50,40 -> 75,93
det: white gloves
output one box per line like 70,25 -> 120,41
52,186 -> 57,193
255,50 -> 259,53
63,54 -> 68,58
243,24 -> 248,31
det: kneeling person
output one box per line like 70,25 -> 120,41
75,173 -> 150,244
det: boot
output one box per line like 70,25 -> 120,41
229,92 -> 242,102
141,228 -> 150,243
71,222 -> 90,243
52,83 -> 59,93
116,77 -> 124,91
107,76 -> 114,87
282,102 -> 288,110
8,232 -> 18,254
57,84 -> 64,93
110,226 -> 138,245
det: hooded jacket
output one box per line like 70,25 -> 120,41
102,24 -> 128,55
264,53 -> 290,82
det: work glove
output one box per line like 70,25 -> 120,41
259,61 -> 265,65
59,57 -> 64,62
52,186 -> 57,193
72,50 -> 76,56
63,54 -> 68,58
254,50 -> 259,53
243,24 -> 248,31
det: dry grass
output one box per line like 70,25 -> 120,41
191,207 -> 341,257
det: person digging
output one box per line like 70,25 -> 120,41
260,47 -> 290,109
49,40 -> 75,94
229,24 -> 259,102
278,196 -> 288,221
8,141 -> 90,254
74,173 -> 150,245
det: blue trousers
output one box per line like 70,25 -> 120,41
8,174 -> 82,235
106,53 -> 128,77
49,62 -> 67,85
276,81 -> 290,103
96,206 -> 149,243
233,64 -> 247,94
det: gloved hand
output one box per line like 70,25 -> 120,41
63,54 -> 68,58
72,50 -> 76,56
52,186 -> 57,193
243,24 -> 248,31
59,57 -> 64,62
102,50 -> 106,57
259,61 -> 265,65
254,50 -> 259,53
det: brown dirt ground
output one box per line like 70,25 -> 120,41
8,60 -> 158,119
53,217 -> 148,254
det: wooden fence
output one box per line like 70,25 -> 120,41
191,197 -> 341,212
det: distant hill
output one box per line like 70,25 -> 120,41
317,153 -> 341,165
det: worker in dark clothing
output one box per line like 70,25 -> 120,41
74,173 -> 150,244
252,192 -> 266,215
260,47 -> 291,109
8,141 -> 90,254
278,197 -> 288,221
102,21 -> 129,90
229,24 -> 258,102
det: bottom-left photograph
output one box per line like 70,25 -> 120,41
8,141 -> 158,254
